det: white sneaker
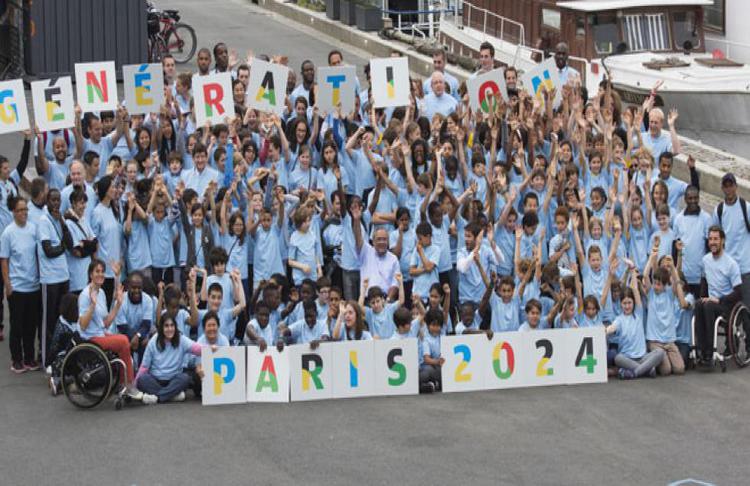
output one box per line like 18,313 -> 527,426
170,391 -> 186,402
126,388 -> 144,401
141,393 -> 158,405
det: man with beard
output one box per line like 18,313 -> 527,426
115,271 -> 154,366
554,42 -> 579,86
694,226 -> 742,366
673,185 -> 711,298
37,188 -> 72,367
291,60 -> 315,105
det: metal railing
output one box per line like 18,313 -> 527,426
382,6 -> 456,40
450,0 -> 526,46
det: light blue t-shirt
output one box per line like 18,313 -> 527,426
673,210 -> 711,285
289,229 -> 321,286
646,287 -> 679,343
702,251 -> 742,298
206,273 -> 234,312
126,218 -> 152,272
140,334 -> 196,380
365,301 -> 399,339
115,294 -> 154,335
489,292 -> 520,333
612,306 -> 647,359
37,211 -> 69,284
77,285 -> 110,339
90,203 -> 123,278
247,318 -> 277,345
410,243 -> 440,298
287,319 -> 330,344
713,200 -> 750,274
148,215 -> 176,269
0,221 -> 40,292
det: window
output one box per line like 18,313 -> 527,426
589,13 -> 619,54
623,13 -> 669,51
704,0 -> 725,34
672,11 -> 701,50
542,8 -> 561,30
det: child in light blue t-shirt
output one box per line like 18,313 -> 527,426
360,273 -> 404,339
605,274 -> 665,380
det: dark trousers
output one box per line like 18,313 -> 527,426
151,267 -> 174,287
0,277 -> 4,329
41,281 -> 69,366
694,300 -> 730,358
342,269 -> 360,302
137,371 -> 192,402
8,290 -> 42,363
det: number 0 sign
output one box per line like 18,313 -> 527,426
441,327 -> 607,393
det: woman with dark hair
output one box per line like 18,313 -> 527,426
316,140 -> 340,203
0,196 -> 42,373
136,314 -> 203,404
91,175 -> 123,306
77,258 -> 142,398
332,300 -> 372,341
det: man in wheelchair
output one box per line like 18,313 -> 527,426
694,226 -> 743,366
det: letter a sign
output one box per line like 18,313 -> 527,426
247,59 -> 289,115
193,72 -> 233,127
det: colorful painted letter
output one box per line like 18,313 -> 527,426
192,72 -> 233,126
0,80 -> 30,135
122,64 -> 165,115
370,57 -> 410,108
466,68 -> 508,115
202,346 -> 246,405
316,66 -> 356,113
31,77 -> 76,132
246,347 -> 290,402
247,59 -> 290,115
74,61 -> 118,112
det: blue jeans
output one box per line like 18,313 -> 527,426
137,371 -> 192,402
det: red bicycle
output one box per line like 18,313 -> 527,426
147,2 -> 197,64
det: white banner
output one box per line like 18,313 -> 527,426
370,57 -> 410,108
441,327 -> 608,392
31,77 -> 76,132
373,339 -> 419,396
520,57 -> 563,110
122,63 -> 165,115
288,343 -> 333,401
316,66 -> 356,114
331,340 -> 376,399
466,68 -> 508,115
201,346 -> 246,406
74,61 -> 118,112
247,59 -> 289,115
246,347 -> 290,403
0,79 -> 30,135
193,72 -> 233,126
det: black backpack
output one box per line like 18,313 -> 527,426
717,198 -> 750,232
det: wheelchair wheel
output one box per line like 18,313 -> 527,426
61,343 -> 114,409
729,304 -> 750,368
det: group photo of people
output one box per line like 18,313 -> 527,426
1,38 -> 747,405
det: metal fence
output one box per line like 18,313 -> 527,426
23,0 -> 149,79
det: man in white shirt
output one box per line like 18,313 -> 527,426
422,50 -> 459,101
421,72 -> 458,122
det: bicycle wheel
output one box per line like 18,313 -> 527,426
165,23 -> 197,64
729,304 -> 750,367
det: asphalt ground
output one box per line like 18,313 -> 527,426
0,1 -> 748,484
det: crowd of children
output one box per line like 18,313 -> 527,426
0,41 -> 741,404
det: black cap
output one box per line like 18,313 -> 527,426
722,173 -> 737,186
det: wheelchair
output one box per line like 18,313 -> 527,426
690,302 -> 750,371
49,337 -> 132,410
